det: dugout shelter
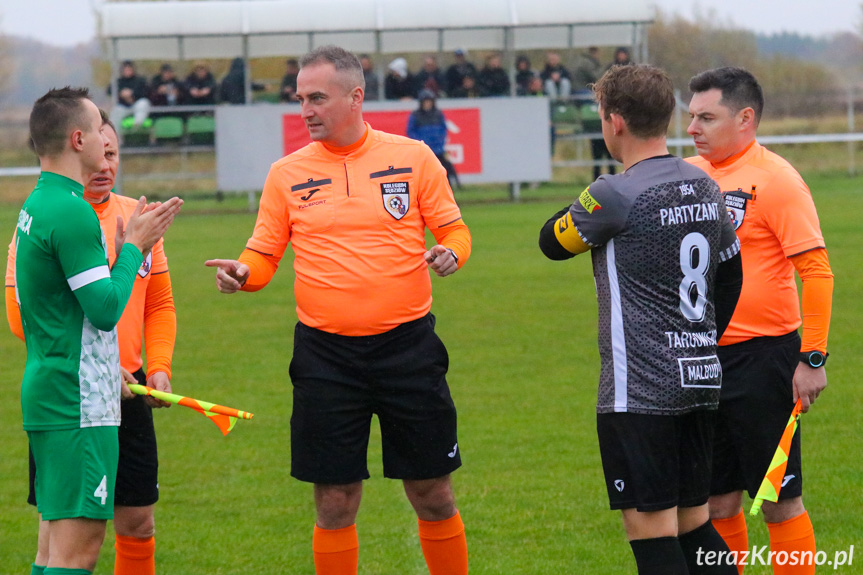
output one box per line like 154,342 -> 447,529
101,0 -> 652,103
100,0 -> 653,197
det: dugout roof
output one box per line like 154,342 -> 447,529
100,0 -> 653,60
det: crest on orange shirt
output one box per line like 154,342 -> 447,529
723,190 -> 751,231
138,252 -> 153,278
381,182 -> 410,220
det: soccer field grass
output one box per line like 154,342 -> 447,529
0,174 -> 861,574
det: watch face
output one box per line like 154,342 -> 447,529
808,352 -> 825,367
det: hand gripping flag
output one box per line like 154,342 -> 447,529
750,399 -> 803,516
128,384 -> 254,436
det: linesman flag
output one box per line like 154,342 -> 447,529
750,399 -> 803,516
128,384 -> 254,436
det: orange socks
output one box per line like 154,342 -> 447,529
418,511 -> 468,575
767,512 -> 816,575
114,534 -> 155,575
312,514 -> 466,575
712,510 -> 749,575
313,524 -> 359,575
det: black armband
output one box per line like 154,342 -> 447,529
714,251 -> 743,339
539,205 -> 577,261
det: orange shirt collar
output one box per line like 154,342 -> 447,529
89,193 -> 113,215
711,140 -> 757,170
321,124 -> 370,156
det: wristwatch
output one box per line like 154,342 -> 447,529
446,248 -> 459,265
800,351 -> 829,368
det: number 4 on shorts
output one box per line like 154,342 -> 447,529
94,475 -> 108,505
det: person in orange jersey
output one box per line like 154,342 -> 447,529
6,113 -> 176,575
207,45 -> 471,575
687,67 -> 833,575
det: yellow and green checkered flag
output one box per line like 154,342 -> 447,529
750,399 -> 803,516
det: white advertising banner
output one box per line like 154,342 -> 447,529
216,97 -> 552,192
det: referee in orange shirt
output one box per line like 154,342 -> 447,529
207,46 -> 471,575
687,68 -> 833,575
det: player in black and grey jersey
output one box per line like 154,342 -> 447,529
540,65 -> 743,574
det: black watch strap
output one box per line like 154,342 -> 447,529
800,351 -> 828,368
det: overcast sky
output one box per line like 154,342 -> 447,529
0,0 -> 859,48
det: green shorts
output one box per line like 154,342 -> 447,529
27,426 -> 119,521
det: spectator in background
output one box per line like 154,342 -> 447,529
385,57 -> 415,100
581,101 -> 617,181
572,46 -> 602,97
608,47 -> 633,69
360,55 -> 380,101
407,89 -> 460,190
185,63 -> 217,106
540,52 -> 572,101
445,49 -> 477,95
478,53 -> 510,97
414,55 -> 446,98
149,63 -> 185,111
110,60 -> 151,129
514,55 -> 536,96
524,75 -> 546,97
220,57 -> 267,105
450,73 -> 482,99
280,58 -> 300,102
521,76 -> 556,155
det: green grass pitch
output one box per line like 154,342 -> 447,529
0,174 -> 860,573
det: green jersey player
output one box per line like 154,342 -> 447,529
16,87 -> 182,575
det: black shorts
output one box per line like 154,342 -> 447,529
711,331 -> 802,500
597,410 -> 716,512
289,314 -> 461,484
28,368 -> 159,508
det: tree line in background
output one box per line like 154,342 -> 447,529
648,10 -> 860,118
0,7 -> 861,118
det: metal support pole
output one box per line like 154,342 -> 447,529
243,35 -> 251,105
510,182 -> 521,202
111,38 -> 123,194
504,27 -> 516,97
375,30 -> 384,101
848,87 -> 856,176
674,89 -> 683,158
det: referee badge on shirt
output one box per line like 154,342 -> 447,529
138,252 -> 153,278
723,189 -> 752,230
381,182 -> 410,220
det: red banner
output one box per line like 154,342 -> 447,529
282,108 -> 482,174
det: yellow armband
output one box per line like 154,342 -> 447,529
554,212 -> 590,255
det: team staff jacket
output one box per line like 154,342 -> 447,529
687,141 -> 833,350
6,192 -> 176,378
13,173 -> 144,431
241,124 -> 471,336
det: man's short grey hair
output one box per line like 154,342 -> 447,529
300,45 -> 365,92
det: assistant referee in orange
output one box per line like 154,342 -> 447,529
687,67 -> 833,575
207,46 -> 471,575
